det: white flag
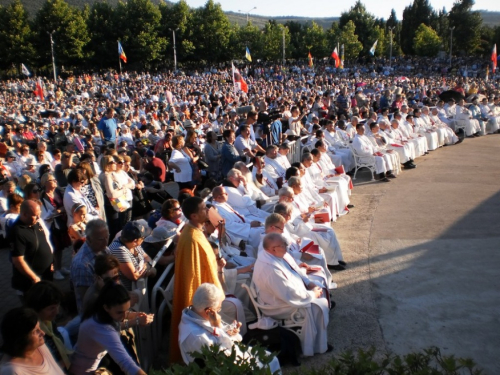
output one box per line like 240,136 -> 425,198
369,40 -> 378,56
21,63 -> 31,76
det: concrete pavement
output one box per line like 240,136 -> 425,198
298,134 -> 500,373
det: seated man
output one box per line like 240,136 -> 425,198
352,123 -> 396,182
212,186 -> 264,256
178,283 -> 280,373
253,233 -> 332,357
263,145 -> 287,186
429,107 -> 460,144
223,169 -> 270,221
234,160 -> 278,212
277,187 -> 346,271
234,125 -> 265,163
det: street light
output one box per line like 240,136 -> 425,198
449,26 -> 455,68
238,7 -> 256,23
389,26 -> 395,68
282,27 -> 286,66
169,28 -> 179,72
48,30 -> 56,81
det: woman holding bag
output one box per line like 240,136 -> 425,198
99,155 -> 131,241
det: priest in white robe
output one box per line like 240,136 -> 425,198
212,186 -> 265,256
263,145 -> 287,185
413,109 -> 439,150
351,123 -> 396,182
429,107 -> 459,145
223,169 -> 270,221
252,233 -> 331,357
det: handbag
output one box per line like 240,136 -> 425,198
198,159 -> 209,169
110,195 -> 131,212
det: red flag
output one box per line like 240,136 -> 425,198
308,51 -> 313,68
331,47 -> 340,68
492,44 -> 497,73
34,78 -> 44,101
231,62 -> 248,93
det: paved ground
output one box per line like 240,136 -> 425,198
1,134 -> 499,373
297,133 -> 500,373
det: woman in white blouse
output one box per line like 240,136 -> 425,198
99,155 -> 133,240
115,155 -> 136,223
118,123 -> 135,147
168,135 -> 193,189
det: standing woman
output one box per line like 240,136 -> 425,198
41,172 -> 71,281
168,135 -> 193,189
63,168 -> 100,226
183,130 -> 202,185
0,307 -> 64,374
221,129 -> 242,177
204,131 -> 222,181
123,155 -> 151,219
78,161 -> 106,222
114,155 -> 135,226
99,155 -> 128,241
70,282 -> 149,375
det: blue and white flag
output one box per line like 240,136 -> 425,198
369,40 -> 378,56
21,63 -> 31,76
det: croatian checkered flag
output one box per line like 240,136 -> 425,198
21,63 -> 31,76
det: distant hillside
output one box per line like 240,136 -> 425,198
0,0 -> 498,28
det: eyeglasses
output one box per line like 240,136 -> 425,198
172,207 -> 182,211
272,225 -> 284,231
32,188 -> 41,193
117,161 -> 124,165
109,161 -> 116,164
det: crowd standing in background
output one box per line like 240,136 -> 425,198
0,56 -> 499,374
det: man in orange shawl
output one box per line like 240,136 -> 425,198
169,196 -> 222,364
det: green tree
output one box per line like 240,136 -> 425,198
371,25 -> 386,57
33,0 -> 90,69
262,21 -> 289,61
386,9 -> 403,57
85,1 -> 116,69
190,0 -> 232,64
338,20 -> 363,61
115,0 -> 167,69
302,21 -> 328,58
0,0 -> 35,71
339,1 -> 377,55
413,23 -> 442,56
401,0 -> 436,54
284,21 -> 304,59
231,22 -> 264,61
159,0 -> 195,65
448,0 -> 482,55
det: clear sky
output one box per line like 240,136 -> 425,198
178,0 -> 499,20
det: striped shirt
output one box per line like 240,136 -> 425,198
109,239 -> 146,291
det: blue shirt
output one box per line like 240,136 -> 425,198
97,116 -> 117,142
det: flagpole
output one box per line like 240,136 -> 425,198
118,40 -> 122,74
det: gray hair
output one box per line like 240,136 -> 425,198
85,219 -> 108,237
287,176 -> 301,188
265,213 -> 285,229
262,233 -> 285,252
274,202 -> 292,216
227,169 -> 240,179
192,283 -> 224,312
278,187 -> 293,198
233,161 -> 247,171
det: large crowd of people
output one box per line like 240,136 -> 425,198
0,56 -> 499,374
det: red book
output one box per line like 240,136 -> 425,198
314,211 -> 330,223
391,143 -> 403,148
300,241 -> 321,255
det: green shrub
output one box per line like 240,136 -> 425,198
151,345 -> 482,375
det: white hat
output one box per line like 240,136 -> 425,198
144,226 -> 175,243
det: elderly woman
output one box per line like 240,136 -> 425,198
168,135 -> 193,189
70,282 -> 150,375
0,307 -> 64,374
24,282 -> 73,371
179,283 -> 280,373
78,161 -> 106,222
204,130 -> 222,181
41,172 -> 71,280
63,168 -> 100,226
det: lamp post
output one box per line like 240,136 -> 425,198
449,26 -> 455,68
48,30 -> 56,81
389,26 -> 395,68
238,7 -> 256,23
282,26 -> 286,66
169,28 -> 179,72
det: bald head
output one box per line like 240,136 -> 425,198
262,232 -> 286,257
212,186 -> 227,202
20,199 -> 41,226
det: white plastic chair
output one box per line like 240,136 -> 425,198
241,283 -> 306,343
349,145 -> 376,181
